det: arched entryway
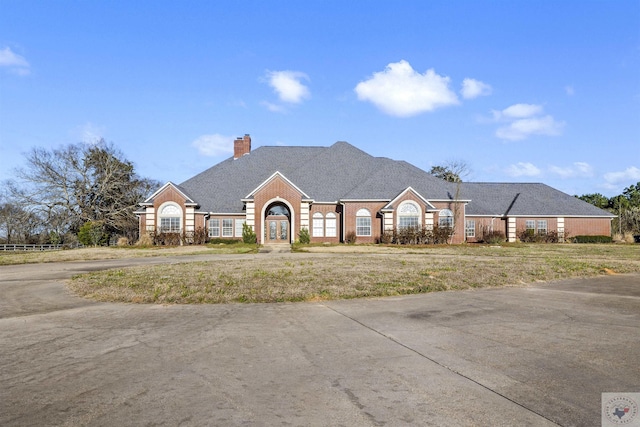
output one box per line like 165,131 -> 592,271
264,202 -> 291,244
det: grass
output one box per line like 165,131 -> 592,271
0,242 -> 258,266
66,243 -> 640,304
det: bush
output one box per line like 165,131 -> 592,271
345,231 -> 357,244
518,229 -> 561,243
136,233 -> 153,246
298,227 -> 310,244
242,223 -> 257,244
78,221 -> 107,246
116,237 -> 129,246
479,226 -> 506,244
572,235 -> 613,243
377,225 -> 454,245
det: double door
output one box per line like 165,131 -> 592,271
266,215 -> 289,243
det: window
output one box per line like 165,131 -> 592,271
159,204 -> 181,232
525,220 -> 535,232
537,220 -> 547,235
312,212 -> 324,237
465,220 -> 475,238
325,212 -> 337,237
398,202 -> 420,229
438,209 -> 454,228
235,219 -> 244,237
356,208 -> 371,236
160,217 -> 181,233
209,218 -> 220,237
222,219 -> 233,237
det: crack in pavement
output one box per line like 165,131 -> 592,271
321,303 -> 562,426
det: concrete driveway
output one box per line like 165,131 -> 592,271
1,254 -> 638,426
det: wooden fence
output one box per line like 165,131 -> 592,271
0,244 -> 64,251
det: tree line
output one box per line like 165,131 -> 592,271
0,141 -> 160,246
577,183 -> 640,238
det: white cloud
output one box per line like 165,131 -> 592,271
549,162 -> 594,178
191,134 -> 234,157
604,166 -> 640,185
493,103 -> 565,141
354,60 -> 459,117
494,103 -> 544,120
565,85 -> 575,96
505,162 -> 541,177
0,47 -> 30,75
260,101 -> 286,113
264,70 -> 310,104
496,115 -> 564,141
72,122 -> 105,145
460,78 -> 492,99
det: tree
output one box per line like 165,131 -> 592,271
577,193 -> 610,210
429,160 -> 470,183
430,160 -> 471,243
6,140 -> 160,243
622,182 -> 640,207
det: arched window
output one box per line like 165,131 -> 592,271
356,208 -> 371,236
398,201 -> 421,229
438,209 -> 454,228
325,212 -> 337,237
159,203 -> 182,233
312,212 -> 324,237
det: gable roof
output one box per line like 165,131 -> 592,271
178,141 -> 454,212
461,183 -> 615,217
155,141 -> 614,219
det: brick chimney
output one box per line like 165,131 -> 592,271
234,134 -> 251,159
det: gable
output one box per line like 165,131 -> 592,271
141,182 -> 197,206
246,172 -> 310,199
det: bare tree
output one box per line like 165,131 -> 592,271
6,140 -> 160,243
429,160 -> 471,183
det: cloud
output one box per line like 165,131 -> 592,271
460,78 -> 492,99
493,103 -> 544,120
191,134 -> 234,157
604,166 -> 640,185
505,162 -> 541,177
260,101 -> 286,113
354,60 -> 459,117
264,70 -> 310,104
565,85 -> 575,96
0,47 -> 30,75
493,103 -> 564,141
549,162 -> 594,178
72,122 -> 105,145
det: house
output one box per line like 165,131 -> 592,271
137,135 -> 615,244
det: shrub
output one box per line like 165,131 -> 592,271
298,227 -> 310,244
136,233 -> 153,246
117,237 -> 129,246
572,235 -> 613,243
78,221 -> 107,246
191,227 -> 208,245
518,229 -> 561,243
242,223 -> 257,244
480,228 -> 506,244
345,231 -> 357,244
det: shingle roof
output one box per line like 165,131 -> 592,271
177,141 -> 453,212
461,182 -> 615,217
148,141 -> 614,219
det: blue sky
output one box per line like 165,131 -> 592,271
1,1 -> 639,197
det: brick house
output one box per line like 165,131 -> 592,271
137,135 -> 615,244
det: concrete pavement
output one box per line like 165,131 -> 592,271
1,254 -> 638,426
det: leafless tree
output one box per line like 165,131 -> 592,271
6,140 -> 160,243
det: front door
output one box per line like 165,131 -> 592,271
266,215 -> 289,243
